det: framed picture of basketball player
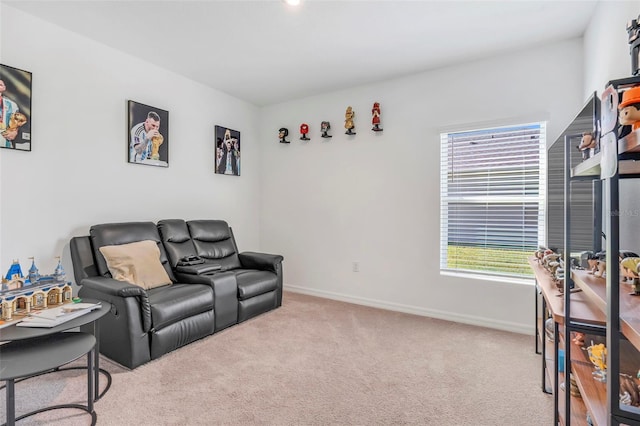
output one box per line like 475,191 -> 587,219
0,64 -> 32,151
127,100 -> 169,167
215,125 -> 241,176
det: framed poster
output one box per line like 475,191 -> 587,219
215,125 -> 240,176
0,64 -> 32,151
127,100 -> 169,167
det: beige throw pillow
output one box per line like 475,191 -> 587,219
99,240 -> 172,290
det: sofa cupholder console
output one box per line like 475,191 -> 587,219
70,219 -> 283,369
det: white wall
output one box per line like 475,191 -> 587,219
584,1 -> 640,252
259,39 -> 585,334
584,0 -> 640,98
0,5 -> 261,280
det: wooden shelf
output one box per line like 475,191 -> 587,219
530,259 -> 605,326
572,269 -> 640,350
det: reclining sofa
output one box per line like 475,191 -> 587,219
70,219 -> 284,369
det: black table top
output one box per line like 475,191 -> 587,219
0,299 -> 110,342
0,332 -> 96,381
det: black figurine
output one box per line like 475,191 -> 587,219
321,121 -> 332,138
279,127 -> 290,144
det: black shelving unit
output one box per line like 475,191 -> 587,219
563,76 -> 640,425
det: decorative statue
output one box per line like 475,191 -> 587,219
278,127 -> 290,144
371,102 -> 383,132
618,85 -> 640,138
151,133 -> 164,160
321,121 -> 332,138
300,123 -> 310,141
344,106 -> 355,135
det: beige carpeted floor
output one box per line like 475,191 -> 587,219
1,291 -> 553,425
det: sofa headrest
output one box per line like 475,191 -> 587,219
187,220 -> 232,242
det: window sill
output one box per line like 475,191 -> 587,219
440,270 -> 535,286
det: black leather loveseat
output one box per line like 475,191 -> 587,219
70,220 -> 283,369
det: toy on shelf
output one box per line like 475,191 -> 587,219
577,132 -> 596,160
344,106 -> 356,135
278,127 -> 290,144
587,342 -> 607,382
371,102 -> 383,132
321,121 -> 332,138
618,85 -> 640,138
299,123 -> 310,141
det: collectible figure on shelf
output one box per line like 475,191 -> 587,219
588,342 -> 607,382
300,123 -> 310,141
371,102 -> 383,132
278,127 -> 290,144
621,256 -> 640,295
344,106 -> 356,135
321,121 -> 332,138
618,85 -> 640,138
577,132 -> 596,160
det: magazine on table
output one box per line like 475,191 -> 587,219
17,302 -> 101,328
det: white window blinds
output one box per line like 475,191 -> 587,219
440,123 -> 546,278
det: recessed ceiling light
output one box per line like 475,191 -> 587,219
283,0 -> 301,6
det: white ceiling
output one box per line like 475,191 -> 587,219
5,0 -> 599,106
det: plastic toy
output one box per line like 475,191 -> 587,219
618,85 -> 640,138
300,123 -> 310,141
321,121 -> 332,138
279,127 -> 290,144
371,102 -> 383,132
344,106 -> 355,135
577,132 -> 596,160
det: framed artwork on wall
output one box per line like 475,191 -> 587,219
127,100 -> 169,167
215,125 -> 240,176
0,64 -> 32,151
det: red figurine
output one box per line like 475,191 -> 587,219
372,102 -> 383,132
300,123 -> 310,140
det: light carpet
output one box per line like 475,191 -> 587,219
0,291 -> 553,425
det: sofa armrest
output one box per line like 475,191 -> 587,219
175,264 -> 222,275
238,252 -> 284,273
79,276 -> 152,332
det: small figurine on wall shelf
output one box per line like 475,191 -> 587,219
321,121 -> 332,138
300,123 -> 310,141
279,127 -> 290,144
344,106 -> 356,135
371,102 -> 383,132
618,85 -> 640,138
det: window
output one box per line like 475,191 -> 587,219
440,122 -> 546,279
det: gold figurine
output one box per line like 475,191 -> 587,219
345,106 -> 355,135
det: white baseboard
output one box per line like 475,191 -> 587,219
284,284 -> 533,335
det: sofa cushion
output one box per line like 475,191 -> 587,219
234,270 -> 278,300
148,283 -> 214,330
187,220 -> 242,270
90,222 -> 175,282
99,240 -> 172,290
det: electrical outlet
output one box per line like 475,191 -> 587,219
352,262 -> 359,272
